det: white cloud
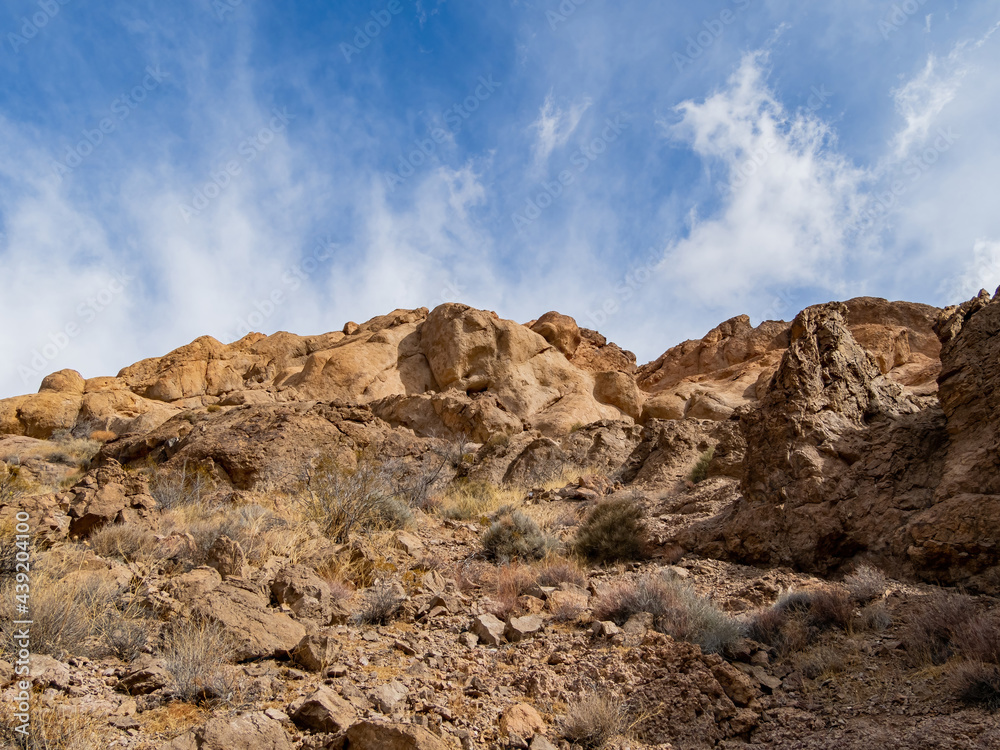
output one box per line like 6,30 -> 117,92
530,93 -> 592,168
891,22 -> 1000,159
660,52 -> 869,310
941,238 -> 1000,301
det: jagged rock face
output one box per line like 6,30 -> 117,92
683,294 -> 1000,591
902,289 -> 1000,586
636,298 -> 940,422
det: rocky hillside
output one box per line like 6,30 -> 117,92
0,291 -> 998,749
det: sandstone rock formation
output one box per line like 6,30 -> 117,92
681,292 -> 1000,591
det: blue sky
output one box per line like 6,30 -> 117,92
2,0 -> 999,398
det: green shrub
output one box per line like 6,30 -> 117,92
574,497 -> 647,563
481,508 -> 553,562
688,447 -> 715,484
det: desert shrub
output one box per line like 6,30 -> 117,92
303,453 -> 414,542
689,447 -> 715,484
89,523 -> 158,563
574,497 -> 648,564
561,692 -> 625,748
951,662 -> 1000,710
481,507 -> 553,562
746,606 -> 789,647
149,462 -> 217,511
440,479 -> 520,521
844,564 -> 887,604
858,601 -> 893,632
903,591 -> 978,666
953,611 -> 1000,664
593,574 -> 742,654
807,587 -> 853,630
160,618 -> 234,704
1,571 -> 113,659
93,598 -> 156,662
536,555 -> 587,588
352,583 -> 404,626
483,563 -> 538,620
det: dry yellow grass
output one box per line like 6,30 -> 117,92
0,697 -> 116,749
438,479 -> 522,521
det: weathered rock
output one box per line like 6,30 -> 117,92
499,703 -> 546,739
471,613 -> 505,647
370,680 -> 408,714
116,656 -> 170,695
271,565 -> 338,623
505,615 -> 544,642
162,711 -> 293,750
288,686 -> 357,734
530,311 -> 582,358
345,721 -> 456,750
192,583 -> 305,661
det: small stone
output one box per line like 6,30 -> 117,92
371,680 -> 409,714
591,621 -> 621,638
471,613 -> 505,647
499,703 -> 546,738
505,614 -> 544,642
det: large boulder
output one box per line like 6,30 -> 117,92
161,711 -> 292,750
191,582 -> 305,661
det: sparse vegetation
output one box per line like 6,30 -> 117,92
352,583 -> 405,626
481,506 -> 554,562
844,564 -> 887,604
160,618 -> 235,704
302,452 -> 414,542
688,446 -> 715,484
561,692 -> 625,748
593,573 -> 742,654
574,497 -> 648,563
951,661 -> 1000,710
89,522 -> 158,563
